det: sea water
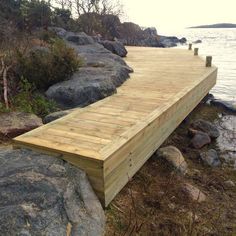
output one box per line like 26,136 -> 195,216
177,28 -> 236,102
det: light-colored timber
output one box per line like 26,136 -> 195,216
13,46 -> 217,207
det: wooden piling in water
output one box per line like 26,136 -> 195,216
206,56 -> 212,67
194,48 -> 199,56
188,44 -> 192,50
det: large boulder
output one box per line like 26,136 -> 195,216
156,146 -> 188,174
46,66 -> 131,108
191,119 -> 220,139
100,40 -> 127,57
0,148 -> 105,236
66,32 -> 95,45
47,29 -> 133,109
158,36 -> 179,47
0,112 -> 42,139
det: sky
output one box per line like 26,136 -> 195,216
120,0 -> 236,34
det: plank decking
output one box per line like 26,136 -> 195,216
13,46 -> 217,207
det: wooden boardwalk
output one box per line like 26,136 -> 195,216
13,46 -> 217,206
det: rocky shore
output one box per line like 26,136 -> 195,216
46,27 -> 133,109
0,93 -> 235,235
0,27 -> 235,235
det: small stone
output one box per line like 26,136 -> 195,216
193,40 -> 202,44
187,211 -> 199,222
224,180 -> 235,188
191,119 -> 220,139
158,191 -> 165,197
191,131 -> 211,149
156,146 -> 188,174
168,203 -> 176,210
200,149 -> 221,167
181,183 -> 206,202
43,109 -> 76,124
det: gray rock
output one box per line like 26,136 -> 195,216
191,119 -> 220,139
66,32 -> 95,45
211,99 -> 236,113
179,37 -> 187,44
0,148 -> 105,236
156,146 -> 188,174
46,29 -> 132,109
46,66 -> 127,108
193,40 -> 202,44
159,37 -> 178,47
43,109 -> 76,124
224,180 -> 235,188
200,149 -> 221,167
190,130 -> 211,149
0,112 -> 42,139
201,93 -> 214,104
101,40 -> 127,57
143,27 -> 158,36
181,183 -> 206,202
49,27 -> 67,38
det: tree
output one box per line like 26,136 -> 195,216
53,7 -> 72,27
99,0 -> 123,16
55,0 -> 71,9
0,0 -> 25,29
20,0 -> 52,31
54,0 -> 123,17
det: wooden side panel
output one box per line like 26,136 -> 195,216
103,70 -> 217,206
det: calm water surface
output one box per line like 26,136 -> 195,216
177,28 -> 236,102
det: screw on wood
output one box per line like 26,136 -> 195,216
206,56 -> 212,67
194,48 -> 199,56
188,44 -> 192,50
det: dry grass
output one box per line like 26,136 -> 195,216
105,103 -> 236,235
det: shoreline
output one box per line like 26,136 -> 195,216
0,94 -> 235,235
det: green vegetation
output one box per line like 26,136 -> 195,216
12,77 -> 57,117
0,0 -> 122,117
16,39 -> 81,90
0,30 -> 81,117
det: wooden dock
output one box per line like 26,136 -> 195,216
13,46 -> 217,207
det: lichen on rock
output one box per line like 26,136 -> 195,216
0,148 -> 105,236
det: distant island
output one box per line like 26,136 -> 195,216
189,23 -> 236,28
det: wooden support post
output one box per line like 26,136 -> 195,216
188,44 -> 192,50
206,56 -> 212,67
194,48 -> 199,56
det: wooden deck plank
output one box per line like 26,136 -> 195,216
13,46 -> 217,207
